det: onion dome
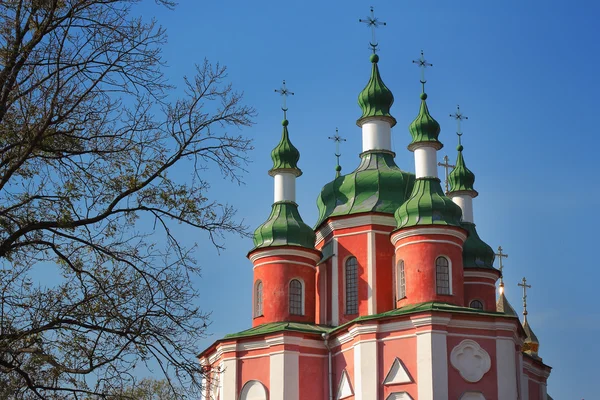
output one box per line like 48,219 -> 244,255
448,142 -> 477,195
461,223 -> 495,268
407,92 -> 442,151
522,317 -> 541,358
252,201 -> 316,249
394,177 -> 463,229
269,119 -> 301,177
357,54 -> 396,127
315,151 -> 415,228
496,292 -> 519,317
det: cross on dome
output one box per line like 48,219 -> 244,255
518,277 -> 532,318
359,6 -> 387,53
412,50 -> 433,92
328,128 -> 346,176
274,80 -> 294,119
450,105 -> 468,135
438,155 -> 455,194
495,246 -> 509,288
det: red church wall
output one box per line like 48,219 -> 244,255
237,355 -> 270,395
252,253 -> 316,326
336,234 -> 368,324
395,230 -> 465,307
375,231 -> 395,314
332,346 -> 355,400
378,332 -> 418,399
528,379 -> 541,399
446,334 -> 498,399
463,269 -> 499,312
299,355 -> 327,400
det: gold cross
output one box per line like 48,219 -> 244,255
495,246 -> 508,286
437,155 -> 455,194
517,277 -> 532,317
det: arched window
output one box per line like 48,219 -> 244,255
289,279 -> 303,315
397,260 -> 406,299
345,257 -> 358,314
254,280 -> 263,317
436,257 -> 451,295
470,300 -> 484,310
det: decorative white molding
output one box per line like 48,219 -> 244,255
463,270 -> 500,280
354,339 -> 378,400
411,315 -> 451,328
239,380 -> 268,400
416,330 -> 448,399
249,248 -> 320,263
379,320 -> 415,333
395,239 -> 463,250
331,238 -> 339,325
253,260 -> 315,269
367,231 -> 376,315
496,337 -> 518,400
337,369 -> 354,399
391,227 -> 467,245
222,358 -> 238,400
315,214 -> 396,244
459,392 -> 486,400
270,351 -> 299,400
383,358 -> 413,385
450,339 -> 491,383
464,281 -> 497,288
385,393 -> 414,400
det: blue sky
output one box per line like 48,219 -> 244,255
136,1 -> 599,398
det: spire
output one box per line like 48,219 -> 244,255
448,134 -> 477,195
252,82 -> 315,251
496,246 -> 508,289
518,277 -> 541,358
328,128 -> 346,178
270,81 -> 301,177
407,50 -> 441,151
357,7 -> 395,127
495,247 -> 517,316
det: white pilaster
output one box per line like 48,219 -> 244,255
450,194 -> 474,223
331,238 -> 339,325
222,358 -> 238,400
361,119 -> 392,152
270,352 -> 299,400
354,339 -> 378,400
519,353 -> 529,400
414,146 -> 438,178
417,331 -> 448,400
496,338 -> 518,400
367,231 -> 376,315
273,172 -> 296,203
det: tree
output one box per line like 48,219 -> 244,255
0,0 -> 255,398
113,378 -> 181,400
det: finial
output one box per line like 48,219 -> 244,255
495,246 -> 508,289
412,50 -> 433,93
518,277 -> 532,320
328,128 -> 346,177
274,80 -> 295,120
359,6 -> 387,54
437,155 -> 455,194
450,105 -> 468,139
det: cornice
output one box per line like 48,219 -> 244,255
315,214 -> 396,245
391,227 -> 467,246
248,247 -> 321,263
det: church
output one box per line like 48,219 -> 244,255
197,9 -> 552,400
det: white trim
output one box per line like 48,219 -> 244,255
354,339 -> 378,399
464,281 -> 497,288
414,146 -> 438,178
383,357 -> 413,385
417,330 -> 448,399
249,248 -> 320,263
394,239 -> 463,250
222,357 -> 237,400
253,259 -> 315,269
520,352 -> 529,400
390,226 -> 467,245
273,172 -> 296,203
463,270 -> 500,280
331,238 -> 339,325
315,214 -> 396,244
496,337 -> 518,399
337,369 -> 354,399
362,119 -> 392,152
239,380 -> 268,400
449,193 -> 474,223
367,231 -> 376,314
334,229 -> 391,238
270,351 -> 299,400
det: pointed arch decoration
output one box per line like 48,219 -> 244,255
239,380 -> 268,400
336,369 -> 354,400
383,357 -> 413,385
460,392 -> 486,400
386,393 -> 414,400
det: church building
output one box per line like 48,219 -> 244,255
198,9 -> 552,400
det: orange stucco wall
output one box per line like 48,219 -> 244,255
299,355 -> 327,400
379,333 -> 418,399
237,355 -> 270,396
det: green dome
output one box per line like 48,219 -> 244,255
407,94 -> 442,151
448,147 -> 477,194
357,55 -> 396,127
461,222 -> 495,269
395,177 -> 463,229
315,151 -> 415,228
253,201 -> 316,250
269,120 -> 301,176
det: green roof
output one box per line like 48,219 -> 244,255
252,201 -> 316,250
448,143 -> 476,194
315,151 -> 415,228
357,54 -> 396,127
223,322 -> 331,340
461,222 -> 496,269
408,93 -> 442,150
496,291 -> 519,317
394,177 -> 463,229
269,119 -> 301,176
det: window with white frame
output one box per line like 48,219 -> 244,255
254,280 -> 263,317
436,257 -> 451,295
397,260 -> 406,299
470,299 -> 484,310
345,257 -> 358,314
289,279 -> 303,315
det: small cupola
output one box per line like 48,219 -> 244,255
357,53 -> 396,127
